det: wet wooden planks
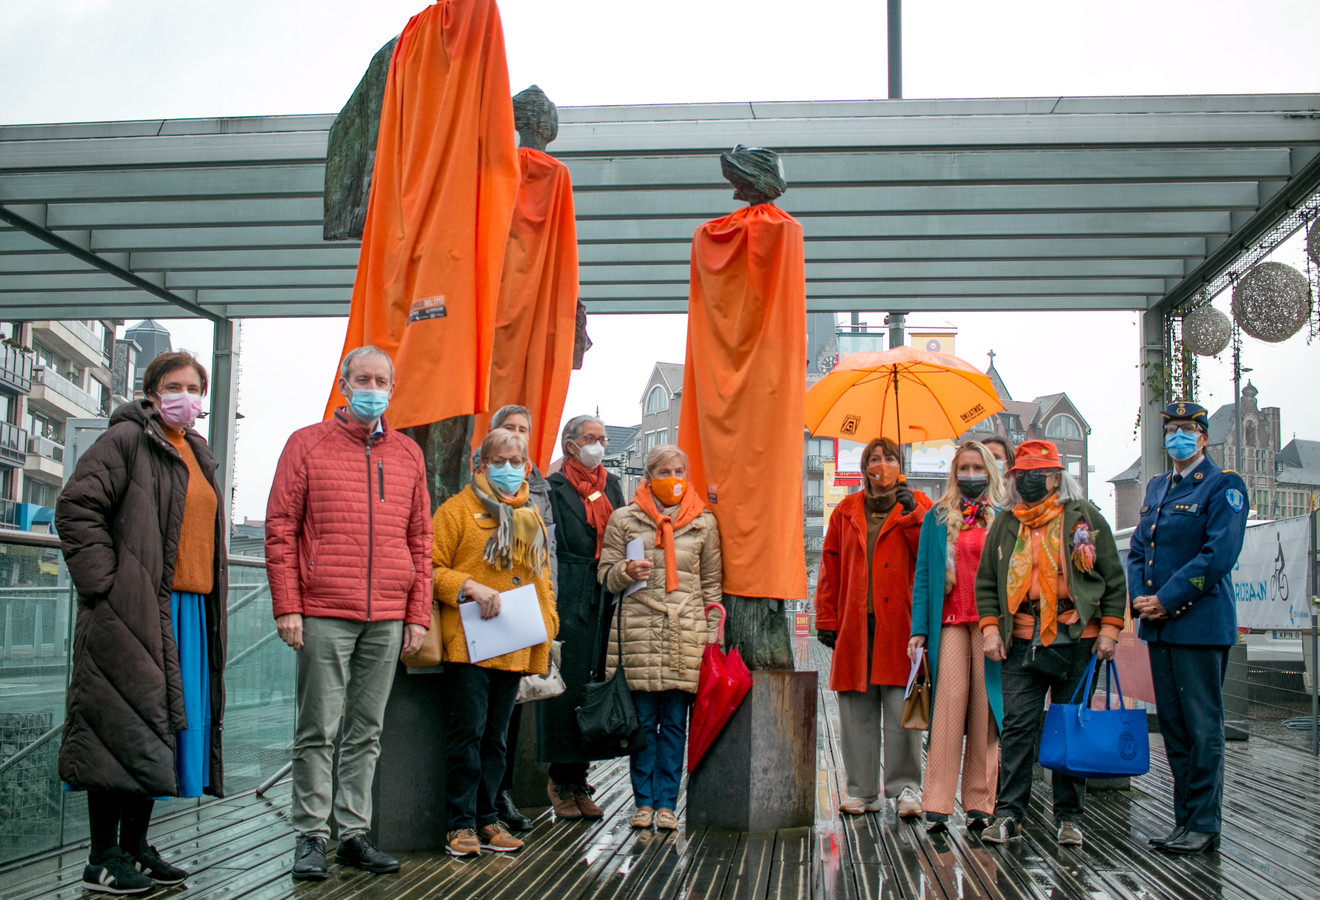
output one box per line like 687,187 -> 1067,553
4,641 -> 1320,899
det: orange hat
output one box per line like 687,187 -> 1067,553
1010,439 -> 1063,473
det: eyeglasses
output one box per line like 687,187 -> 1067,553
1163,423 -> 1201,436
577,435 -> 609,447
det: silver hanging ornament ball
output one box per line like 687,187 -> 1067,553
1231,261 -> 1312,343
1181,305 -> 1232,356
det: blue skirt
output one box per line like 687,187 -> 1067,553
171,590 -> 211,798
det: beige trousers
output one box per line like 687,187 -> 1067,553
920,623 -> 999,816
836,684 -> 923,800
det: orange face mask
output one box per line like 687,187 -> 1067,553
650,477 -> 686,507
866,461 -> 901,490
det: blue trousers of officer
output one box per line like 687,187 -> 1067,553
1147,643 -> 1229,833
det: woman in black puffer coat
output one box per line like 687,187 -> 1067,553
56,352 -> 227,895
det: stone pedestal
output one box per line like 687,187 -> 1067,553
686,669 -> 817,831
369,666 -> 449,851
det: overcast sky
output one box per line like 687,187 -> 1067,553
4,0 -> 1319,524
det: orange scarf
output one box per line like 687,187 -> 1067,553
631,481 -> 706,593
1005,497 -> 1065,645
563,455 -> 613,557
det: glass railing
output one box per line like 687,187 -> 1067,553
0,345 -> 34,394
31,367 -> 101,415
0,533 -> 292,866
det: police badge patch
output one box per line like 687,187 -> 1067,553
1225,489 -> 1244,512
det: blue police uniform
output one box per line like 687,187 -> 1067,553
1127,408 -> 1248,846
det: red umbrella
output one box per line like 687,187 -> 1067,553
688,603 -> 754,773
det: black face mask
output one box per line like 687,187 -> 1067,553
1015,471 -> 1054,504
957,475 -> 988,500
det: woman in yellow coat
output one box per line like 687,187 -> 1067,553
432,429 -> 559,858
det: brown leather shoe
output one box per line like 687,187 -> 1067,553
572,783 -> 604,819
547,778 -> 583,819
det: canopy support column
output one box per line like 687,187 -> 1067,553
209,318 -> 239,545
1139,307 -> 1168,486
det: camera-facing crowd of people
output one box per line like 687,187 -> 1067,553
53,343 -> 1246,893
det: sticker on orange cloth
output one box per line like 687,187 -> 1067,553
471,147 -> 580,471
325,0 -> 519,429
678,203 -> 808,599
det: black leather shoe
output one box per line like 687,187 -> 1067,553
292,837 -> 328,880
1148,826 -> 1186,848
495,789 -> 534,832
335,834 -> 400,874
1161,830 -> 1220,854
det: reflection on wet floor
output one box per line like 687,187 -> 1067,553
1,638 -> 1317,898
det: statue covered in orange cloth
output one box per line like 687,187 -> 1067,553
471,86 -> 581,473
677,145 -> 807,669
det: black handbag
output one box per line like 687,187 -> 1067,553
1021,615 -> 1078,680
576,587 -> 648,757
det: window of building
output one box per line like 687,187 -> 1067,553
22,478 -> 58,508
26,411 -> 62,443
654,429 -> 668,446
1066,455 -> 1083,478
645,385 -> 669,415
1244,420 -> 1257,446
1046,415 -> 1083,440
645,430 -> 658,452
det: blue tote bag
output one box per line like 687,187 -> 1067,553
1040,654 -> 1150,779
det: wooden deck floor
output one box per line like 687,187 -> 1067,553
4,640 -> 1319,900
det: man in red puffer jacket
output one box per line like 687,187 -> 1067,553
266,346 -> 432,880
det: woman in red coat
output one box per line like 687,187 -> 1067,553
814,437 -> 932,818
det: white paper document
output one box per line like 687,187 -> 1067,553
460,583 -> 548,663
623,537 -> 646,598
904,647 -> 925,699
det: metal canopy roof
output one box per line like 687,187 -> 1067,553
1,94 -> 1318,322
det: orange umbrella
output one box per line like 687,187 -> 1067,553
804,346 -> 1002,444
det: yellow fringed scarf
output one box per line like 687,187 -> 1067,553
472,472 -> 549,573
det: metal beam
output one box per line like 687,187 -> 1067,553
0,205 -> 225,324
1154,149 -> 1320,314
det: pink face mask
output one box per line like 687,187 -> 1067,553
158,391 -> 204,429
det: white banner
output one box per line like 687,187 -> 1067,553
1232,515 -> 1312,630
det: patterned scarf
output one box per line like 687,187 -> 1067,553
562,455 -> 614,556
472,473 -> 549,573
631,481 -> 706,593
1005,496 -> 1065,645
959,497 -> 990,530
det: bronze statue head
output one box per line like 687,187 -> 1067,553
720,144 -> 787,205
513,85 -> 559,152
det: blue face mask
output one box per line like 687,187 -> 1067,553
487,462 -> 526,496
347,388 -> 389,422
1164,430 -> 1200,462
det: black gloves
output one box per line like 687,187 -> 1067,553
895,483 -> 916,514
816,629 -> 836,649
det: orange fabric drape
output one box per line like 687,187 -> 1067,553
677,203 -> 807,600
325,0 -> 519,428
470,147 -> 580,470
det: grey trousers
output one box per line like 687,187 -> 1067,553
292,616 -> 403,840
836,684 -> 923,800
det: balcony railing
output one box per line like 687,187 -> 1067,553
806,454 -> 826,474
0,345 -> 33,395
804,495 -> 825,515
32,367 -> 101,414
26,435 -> 63,464
0,422 -> 28,468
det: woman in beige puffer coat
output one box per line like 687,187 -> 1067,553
598,445 -> 722,831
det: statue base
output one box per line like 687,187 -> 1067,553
369,666 -> 449,851
686,669 -> 817,831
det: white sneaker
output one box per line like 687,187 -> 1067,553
897,787 -> 923,818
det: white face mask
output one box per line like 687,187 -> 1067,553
576,441 -> 606,469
